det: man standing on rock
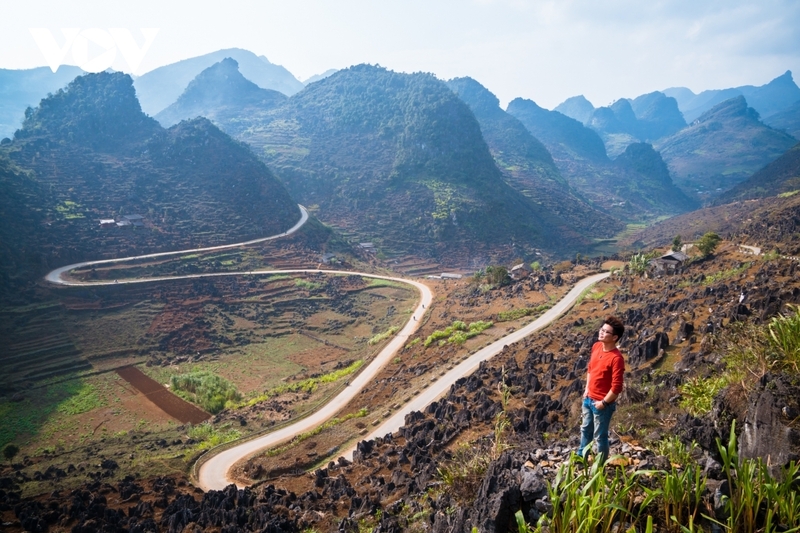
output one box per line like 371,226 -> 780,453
579,316 -> 625,464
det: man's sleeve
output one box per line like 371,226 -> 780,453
610,355 -> 625,395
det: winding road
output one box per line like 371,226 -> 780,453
44,204 -> 609,492
46,205 -> 309,285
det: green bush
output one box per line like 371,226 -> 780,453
424,320 -> 493,347
696,232 -> 721,257
679,376 -> 727,417
171,371 -> 242,414
767,304 -> 800,373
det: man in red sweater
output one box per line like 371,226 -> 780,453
579,316 -> 625,463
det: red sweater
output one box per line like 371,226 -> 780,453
586,342 -> 625,400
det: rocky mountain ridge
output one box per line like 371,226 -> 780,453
656,96 -> 798,198
0,71 -> 300,299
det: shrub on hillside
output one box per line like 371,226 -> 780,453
170,371 -> 242,414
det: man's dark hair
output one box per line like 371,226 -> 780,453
604,316 -> 624,339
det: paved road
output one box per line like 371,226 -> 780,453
45,205 -> 309,285
198,272 -> 608,490
341,271 -> 610,459
43,209 -> 610,493
197,274 -> 432,491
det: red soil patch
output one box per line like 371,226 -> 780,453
116,366 -> 210,425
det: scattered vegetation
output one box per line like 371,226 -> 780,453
423,320 -> 493,347
170,371 -> 242,414
653,435 -> 698,466
56,381 -> 105,416
496,304 -> 551,322
295,278 -> 323,291
404,338 -> 421,350
240,360 -> 364,408
701,262 -> 750,286
474,266 -> 510,288
265,408 -> 369,457
628,252 -> 656,275
713,305 -> 800,391
368,326 -> 400,345
437,443 -> 491,506
186,422 -> 241,453
3,443 -> 19,463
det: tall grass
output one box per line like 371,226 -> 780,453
424,320 -> 493,347
170,371 -> 242,414
767,304 -> 800,373
514,421 -> 800,533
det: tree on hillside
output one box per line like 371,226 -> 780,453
696,232 -> 721,257
3,443 -> 19,463
672,235 -> 682,252
484,265 -> 510,287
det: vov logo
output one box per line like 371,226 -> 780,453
29,28 -> 159,74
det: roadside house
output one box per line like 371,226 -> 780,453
650,251 -> 688,273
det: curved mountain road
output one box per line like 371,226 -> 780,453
341,271 -> 610,461
46,205 -> 309,285
43,206 -> 610,492
197,271 -> 608,491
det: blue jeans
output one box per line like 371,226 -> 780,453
579,397 -> 616,462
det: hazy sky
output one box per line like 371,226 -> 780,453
3,0 -> 799,109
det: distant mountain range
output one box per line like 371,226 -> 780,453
506,98 -> 698,218
4,49 -> 800,270
445,77 -> 624,244
663,71 -> 800,123
0,71 -> 300,296
554,72 -> 800,166
0,65 -> 85,140
655,96 -> 797,196
155,58 -> 288,130
133,48 -> 304,116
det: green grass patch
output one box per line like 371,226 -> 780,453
778,189 -> 799,198
367,278 -> 407,289
186,422 -> 241,453
56,382 -> 104,416
404,338 -> 421,350
0,376 -> 108,449
496,304 -> 551,322
424,320 -> 493,347
295,278 -> 322,291
702,262 -> 751,286
239,360 -> 364,408
368,326 -> 400,345
170,371 -> 242,414
679,376 -> 727,416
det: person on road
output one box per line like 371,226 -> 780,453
578,316 -> 625,464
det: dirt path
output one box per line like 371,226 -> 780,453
116,366 -> 210,425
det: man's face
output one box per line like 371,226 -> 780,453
599,324 -> 617,343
